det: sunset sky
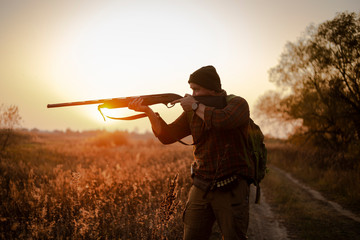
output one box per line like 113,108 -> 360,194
0,0 -> 359,134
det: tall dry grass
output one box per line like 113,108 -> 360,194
0,131 -> 193,239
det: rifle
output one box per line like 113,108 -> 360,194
47,93 -> 226,121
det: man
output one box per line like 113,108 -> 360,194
129,65 -> 253,240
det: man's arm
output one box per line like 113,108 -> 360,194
171,94 -> 206,120
128,97 -> 191,143
203,96 -> 249,129
170,94 -> 250,129
194,103 -> 206,120
144,108 -> 162,135
128,98 -> 162,135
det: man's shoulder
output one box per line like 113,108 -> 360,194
226,94 -> 248,104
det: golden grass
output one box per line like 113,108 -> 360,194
0,131 -> 193,239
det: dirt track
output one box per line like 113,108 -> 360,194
271,166 -> 360,224
247,185 -> 289,240
247,166 -> 360,239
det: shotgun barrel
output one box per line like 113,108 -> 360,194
47,93 -> 227,121
47,93 -> 183,109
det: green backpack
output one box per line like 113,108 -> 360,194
226,95 -> 267,204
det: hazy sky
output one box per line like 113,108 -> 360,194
0,0 -> 359,133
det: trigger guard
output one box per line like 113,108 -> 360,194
166,103 -> 175,108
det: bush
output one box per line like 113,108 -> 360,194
89,131 -> 130,147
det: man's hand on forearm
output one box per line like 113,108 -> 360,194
128,98 -> 162,135
171,94 -> 196,112
171,94 -> 205,120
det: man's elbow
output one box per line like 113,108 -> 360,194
212,117 -> 238,129
212,117 -> 249,130
157,136 -> 176,145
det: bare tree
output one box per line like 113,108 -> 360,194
0,104 -> 22,153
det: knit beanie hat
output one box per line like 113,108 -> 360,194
188,65 -> 222,92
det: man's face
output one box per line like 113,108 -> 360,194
190,83 -> 217,97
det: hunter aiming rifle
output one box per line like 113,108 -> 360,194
48,93 -> 268,201
47,93 -> 227,121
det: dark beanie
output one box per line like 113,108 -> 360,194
188,65 -> 222,92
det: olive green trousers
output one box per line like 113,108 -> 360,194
183,179 -> 250,240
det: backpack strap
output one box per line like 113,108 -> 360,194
248,119 -> 264,204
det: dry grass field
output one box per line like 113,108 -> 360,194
0,130 -> 193,239
1,130 -> 359,239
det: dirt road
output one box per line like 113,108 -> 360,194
247,185 -> 289,240
271,166 -> 360,224
210,165 -> 360,239
247,166 -> 360,239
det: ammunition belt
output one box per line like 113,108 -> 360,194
215,175 -> 238,188
193,175 -> 239,192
